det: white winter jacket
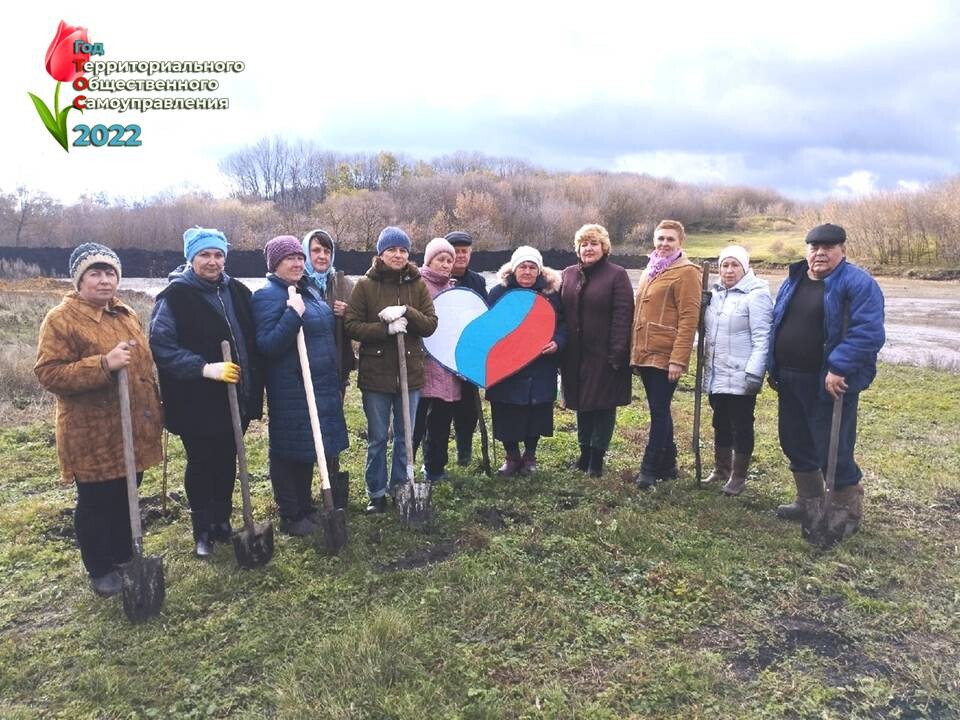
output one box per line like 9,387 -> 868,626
703,270 -> 773,395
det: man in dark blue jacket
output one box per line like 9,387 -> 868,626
767,223 -> 885,537
445,230 -> 489,468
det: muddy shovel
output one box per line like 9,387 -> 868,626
693,261 -> 711,484
117,363 -> 165,623
395,332 -> 433,527
221,341 -> 274,568
289,286 -> 347,554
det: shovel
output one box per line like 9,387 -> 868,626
289,286 -> 348,554
692,261 -> 711,484
395,332 -> 433,526
117,361 -> 165,623
221,341 -> 274,568
474,387 -> 492,477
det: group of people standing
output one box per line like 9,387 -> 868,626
35,218 -> 884,598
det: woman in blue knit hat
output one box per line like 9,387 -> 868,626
149,227 -> 264,557
344,227 -> 438,514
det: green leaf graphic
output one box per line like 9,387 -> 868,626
28,91 -> 69,152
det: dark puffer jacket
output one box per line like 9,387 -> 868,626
485,264 -> 567,406
251,274 -> 348,463
344,258 -> 438,393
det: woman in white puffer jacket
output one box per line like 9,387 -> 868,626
702,245 -> 773,495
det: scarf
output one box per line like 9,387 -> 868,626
645,249 -> 682,280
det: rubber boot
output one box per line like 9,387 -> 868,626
574,445 -> 591,472
588,448 -> 605,478
703,446 -> 733,484
721,452 -> 751,496
831,483 -> 864,538
497,455 -> 522,476
776,470 -> 824,522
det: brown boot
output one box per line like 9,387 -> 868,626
831,484 -> 864,538
721,452 -> 751,496
703,446 -> 733,484
776,470 -> 824,522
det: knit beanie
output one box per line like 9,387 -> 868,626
424,237 -> 456,267
718,244 -> 750,272
264,235 -> 305,272
509,245 -> 543,273
444,230 -> 473,246
376,226 -> 411,255
183,227 -> 229,262
69,242 -> 121,289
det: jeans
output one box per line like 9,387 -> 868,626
362,388 -> 421,499
576,409 -> 617,452
180,431 -> 237,539
708,394 -> 757,455
74,474 -> 142,578
640,367 -> 678,451
777,368 -> 862,488
269,455 -> 314,521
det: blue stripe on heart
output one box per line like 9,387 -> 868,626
455,290 -> 536,387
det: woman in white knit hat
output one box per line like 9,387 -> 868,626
701,244 -> 773,495
485,245 -> 566,476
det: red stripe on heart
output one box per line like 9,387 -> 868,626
485,294 -> 556,387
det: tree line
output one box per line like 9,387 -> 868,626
2,138 -> 958,266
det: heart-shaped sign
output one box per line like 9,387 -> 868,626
424,287 -> 556,388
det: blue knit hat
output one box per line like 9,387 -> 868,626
183,227 -> 229,262
69,242 -> 121,289
376,226 -> 411,255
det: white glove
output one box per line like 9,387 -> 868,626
203,362 -> 240,384
387,317 -> 408,335
378,305 -> 406,323
286,293 -> 305,317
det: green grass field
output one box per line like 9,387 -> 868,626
683,231 -> 807,263
0,284 -> 958,718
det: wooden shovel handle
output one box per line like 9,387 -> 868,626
289,286 -> 335,509
118,363 -> 144,556
221,340 -> 254,529
396,332 -> 415,483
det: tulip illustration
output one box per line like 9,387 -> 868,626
28,21 -> 91,152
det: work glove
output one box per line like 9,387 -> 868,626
203,362 -> 240,384
378,305 -> 406,323
387,317 -> 408,335
286,293 -> 305,317
745,373 -> 763,394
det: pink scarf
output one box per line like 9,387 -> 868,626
646,249 -> 683,280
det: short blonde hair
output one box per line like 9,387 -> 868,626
574,223 -> 611,256
655,219 -> 686,243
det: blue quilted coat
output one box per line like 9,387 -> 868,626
252,274 -> 348,463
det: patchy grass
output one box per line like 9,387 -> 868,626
0,286 -> 958,718
683,230 -> 807,263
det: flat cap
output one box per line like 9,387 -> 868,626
805,223 -> 846,245
444,230 -> 473,246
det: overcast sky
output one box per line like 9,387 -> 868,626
4,0 -> 958,204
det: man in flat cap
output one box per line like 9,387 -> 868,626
767,223 -> 885,537
444,230 -> 489,467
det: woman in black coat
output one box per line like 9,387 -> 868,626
559,224 -> 634,477
486,246 -> 566,476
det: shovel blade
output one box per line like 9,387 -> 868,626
331,471 -> 350,511
802,502 -> 850,548
232,520 -> 275,569
319,508 -> 348,555
119,554 -> 165,623
396,480 -> 433,528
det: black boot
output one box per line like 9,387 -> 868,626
588,448 -> 605,478
635,446 -> 658,490
657,444 -> 678,481
574,445 -> 591,472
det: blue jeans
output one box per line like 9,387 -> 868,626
640,367 -> 677,450
777,368 -> 862,488
362,389 -> 421,499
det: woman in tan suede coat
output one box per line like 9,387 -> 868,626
630,220 -> 702,489
35,243 -> 163,598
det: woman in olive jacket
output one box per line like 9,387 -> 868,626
630,219 -> 703,489
344,227 -> 438,514
560,224 -> 634,478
